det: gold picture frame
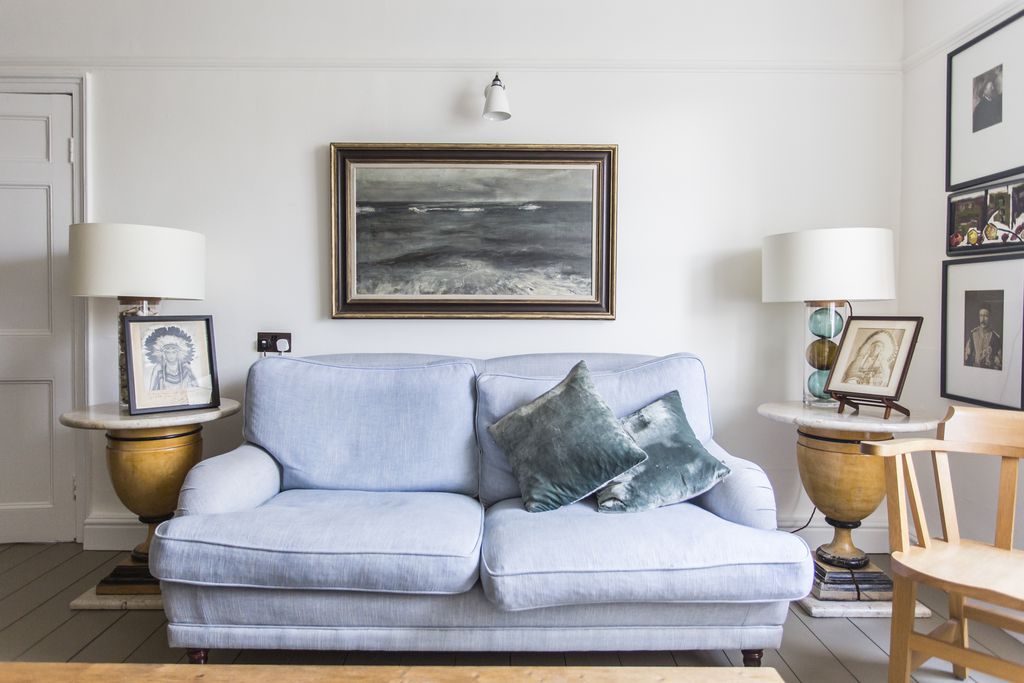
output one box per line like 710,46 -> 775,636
330,143 -> 617,319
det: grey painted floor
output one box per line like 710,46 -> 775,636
0,543 -> 1021,681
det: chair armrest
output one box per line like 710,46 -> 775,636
862,437 -> 1024,459
175,443 -> 282,516
691,440 -> 778,530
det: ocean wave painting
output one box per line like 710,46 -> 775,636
350,165 -> 597,300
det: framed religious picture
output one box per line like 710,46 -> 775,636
946,9 -> 1024,191
942,254 -> 1024,409
825,316 -> 923,418
330,143 -> 616,319
947,177 -> 1024,255
123,315 -> 221,415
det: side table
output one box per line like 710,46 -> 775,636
60,399 -> 240,604
758,401 -> 940,617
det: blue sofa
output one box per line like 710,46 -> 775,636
151,352 -> 812,662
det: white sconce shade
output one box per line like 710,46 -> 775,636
762,227 -> 895,303
70,223 -> 206,300
483,73 -> 511,121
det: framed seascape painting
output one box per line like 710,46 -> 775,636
947,177 -> 1024,255
123,315 -> 220,415
824,317 -> 923,417
942,255 -> 1024,409
946,9 -> 1024,191
330,143 -> 616,318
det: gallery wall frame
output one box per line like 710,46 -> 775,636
123,315 -> 220,415
330,143 -> 617,319
941,254 -> 1024,409
946,9 -> 1024,191
947,176 -> 1024,255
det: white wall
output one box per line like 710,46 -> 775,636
2,0 -> 905,548
900,0 -> 1024,549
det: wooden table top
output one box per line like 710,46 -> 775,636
0,663 -> 784,682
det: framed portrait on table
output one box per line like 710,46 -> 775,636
942,254 -> 1024,409
123,315 -> 220,415
330,143 -> 617,319
946,9 -> 1024,191
825,317 -> 923,418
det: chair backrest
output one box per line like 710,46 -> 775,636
880,405 -> 1024,554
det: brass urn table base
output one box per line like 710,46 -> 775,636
60,400 -> 240,606
757,402 -> 942,615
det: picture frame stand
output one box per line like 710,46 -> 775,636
831,392 -> 910,420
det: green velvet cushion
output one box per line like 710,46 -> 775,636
597,390 -> 731,513
487,361 -> 649,513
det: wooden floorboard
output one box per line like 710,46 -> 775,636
3,544 -> 1024,683
0,554 -> 122,659
0,543 -> 81,600
70,610 -> 167,663
0,543 -> 49,576
777,607 -> 857,683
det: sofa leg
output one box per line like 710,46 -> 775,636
742,649 -> 763,667
186,648 -> 209,664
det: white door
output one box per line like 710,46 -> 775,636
0,93 -> 76,541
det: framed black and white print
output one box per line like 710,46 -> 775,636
946,9 -> 1024,191
947,177 -> 1024,254
825,317 -> 923,401
330,143 -> 616,319
941,255 -> 1024,409
123,315 -> 220,415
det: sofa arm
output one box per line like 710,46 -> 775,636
691,440 -> 777,531
176,443 -> 282,516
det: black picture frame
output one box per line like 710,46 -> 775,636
947,176 -> 1024,255
123,315 -> 221,415
946,9 -> 1024,191
330,143 -> 617,319
941,254 -> 1024,409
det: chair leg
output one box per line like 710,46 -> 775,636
948,592 -> 969,680
889,575 -> 917,683
741,649 -> 763,667
186,648 -> 208,664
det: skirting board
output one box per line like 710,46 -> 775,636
798,595 -> 932,618
784,520 -> 891,555
83,513 -> 146,551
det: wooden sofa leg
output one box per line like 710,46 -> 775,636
186,648 -> 209,664
742,649 -> 763,667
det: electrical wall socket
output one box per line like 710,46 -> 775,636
257,332 -> 292,353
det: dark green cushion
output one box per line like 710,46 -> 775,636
597,390 -> 730,513
487,361 -> 649,513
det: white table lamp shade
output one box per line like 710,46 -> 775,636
70,223 -> 205,300
762,227 -> 895,303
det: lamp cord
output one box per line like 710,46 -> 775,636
788,507 -> 817,533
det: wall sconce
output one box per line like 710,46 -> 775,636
483,73 -> 511,121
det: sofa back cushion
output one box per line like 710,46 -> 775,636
476,353 -> 713,506
245,355 -> 478,494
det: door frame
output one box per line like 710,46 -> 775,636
1,74 -> 90,541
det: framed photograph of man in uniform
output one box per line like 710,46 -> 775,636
942,254 -> 1024,409
825,317 -> 923,418
123,315 -> 220,415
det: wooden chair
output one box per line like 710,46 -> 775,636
861,405 -> 1024,682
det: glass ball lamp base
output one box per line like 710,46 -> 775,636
802,300 -> 849,407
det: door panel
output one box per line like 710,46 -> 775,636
0,93 -> 75,541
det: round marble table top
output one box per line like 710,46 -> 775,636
60,398 -> 241,431
757,401 -> 944,434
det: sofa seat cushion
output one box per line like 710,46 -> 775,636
480,498 -> 812,611
152,490 -> 483,594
